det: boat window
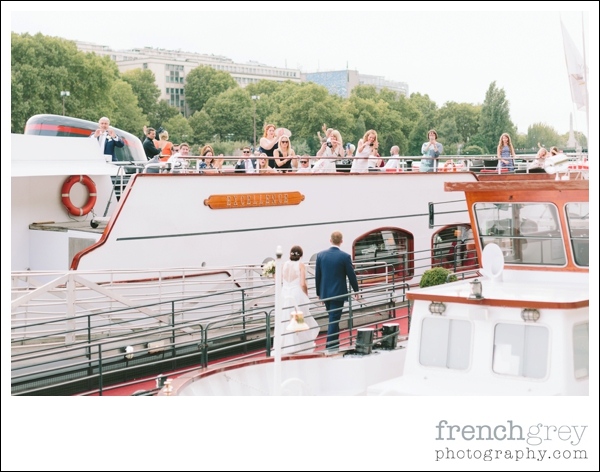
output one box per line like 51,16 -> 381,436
419,318 -> 471,370
566,203 -> 589,267
432,225 -> 478,272
492,324 -> 548,379
474,203 -> 566,266
353,228 -> 413,282
573,323 -> 589,379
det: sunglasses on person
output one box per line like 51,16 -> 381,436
299,160 -> 308,164
281,140 -> 289,143
243,150 -> 250,154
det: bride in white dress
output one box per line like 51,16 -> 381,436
280,246 -> 319,354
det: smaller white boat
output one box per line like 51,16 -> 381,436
158,180 -> 589,396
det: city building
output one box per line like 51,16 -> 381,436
75,41 -> 301,116
303,70 -> 409,98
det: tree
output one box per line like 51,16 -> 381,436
148,100 -> 180,130
188,110 -> 215,145
437,102 -> 481,143
109,80 -> 147,135
11,32 -> 120,132
436,118 -> 462,145
526,123 -> 562,150
467,134 -> 489,154
408,115 -> 436,156
409,92 -> 437,116
203,88 -> 253,142
185,65 -> 238,113
121,68 -> 161,118
162,114 -> 194,145
478,81 -> 515,152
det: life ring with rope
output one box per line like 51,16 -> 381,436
61,175 -> 97,216
443,160 -> 456,172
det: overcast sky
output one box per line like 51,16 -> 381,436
5,3 -> 598,138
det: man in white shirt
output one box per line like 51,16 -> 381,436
235,146 -> 257,173
296,157 -> 312,173
90,117 -> 124,161
384,146 -> 402,170
167,142 -> 190,173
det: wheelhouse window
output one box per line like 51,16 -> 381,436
492,323 -> 549,379
419,318 -> 471,370
573,322 -> 589,379
474,203 -> 566,266
432,225 -> 478,271
353,228 -> 413,282
566,203 -> 589,267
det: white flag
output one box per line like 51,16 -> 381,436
561,20 -> 588,111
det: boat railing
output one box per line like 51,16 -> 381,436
11,261 -> 414,396
108,152 -> 588,176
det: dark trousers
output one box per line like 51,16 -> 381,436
325,299 -> 345,349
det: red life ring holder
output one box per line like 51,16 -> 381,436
61,175 -> 97,216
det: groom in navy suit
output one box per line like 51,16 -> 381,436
90,117 -> 124,162
315,231 -> 360,350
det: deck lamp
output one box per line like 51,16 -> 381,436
521,308 -> 540,322
429,301 -> 446,315
468,279 -> 483,299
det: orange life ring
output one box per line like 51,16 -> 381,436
61,175 -> 97,216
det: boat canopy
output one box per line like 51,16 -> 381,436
11,134 -> 118,177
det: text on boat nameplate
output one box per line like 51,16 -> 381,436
204,192 -> 305,209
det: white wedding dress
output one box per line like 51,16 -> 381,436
279,260 -> 319,354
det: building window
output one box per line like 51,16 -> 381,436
420,318 -> 471,370
492,323 -> 549,379
475,202 -> 566,266
566,202 -> 589,267
353,228 -> 414,281
573,323 -> 589,379
143,63 -> 148,70
432,225 -> 477,271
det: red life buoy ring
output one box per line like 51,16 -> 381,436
61,175 -> 97,216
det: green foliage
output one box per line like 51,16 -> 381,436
148,100 -> 180,130
478,81 -> 515,152
463,145 -> 485,155
109,80 -> 147,135
188,110 -> 215,145
11,32 -> 121,132
437,101 -> 481,144
185,65 -> 238,113
467,134 -> 489,154
419,267 -> 457,288
409,92 -> 437,116
162,113 -> 194,145
203,88 -> 253,142
437,117 -> 462,145
121,68 -> 161,118
526,123 -> 561,149
408,115 -> 436,155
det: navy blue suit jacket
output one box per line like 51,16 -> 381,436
315,246 -> 359,300
91,132 -> 125,162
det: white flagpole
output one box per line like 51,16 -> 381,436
581,12 -> 589,144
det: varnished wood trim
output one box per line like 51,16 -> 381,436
407,292 -> 589,309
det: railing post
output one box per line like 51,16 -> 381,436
266,310 -> 272,357
347,292 -> 354,347
98,344 -> 103,396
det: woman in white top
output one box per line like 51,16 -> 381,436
313,129 -> 344,173
279,245 -> 319,354
351,129 -> 378,173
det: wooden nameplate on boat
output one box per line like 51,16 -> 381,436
204,191 -> 305,209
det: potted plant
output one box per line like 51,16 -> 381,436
419,267 -> 457,288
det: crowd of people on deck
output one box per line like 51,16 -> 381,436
93,117 -> 570,176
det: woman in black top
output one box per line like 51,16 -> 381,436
272,135 -> 296,172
